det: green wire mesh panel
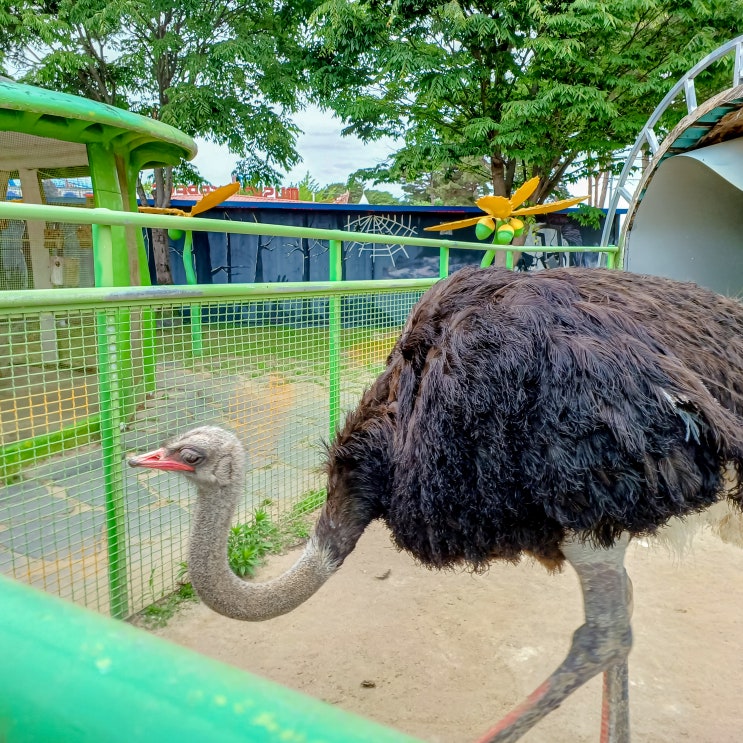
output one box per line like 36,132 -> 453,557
0,308 -> 104,607
0,286 -> 426,616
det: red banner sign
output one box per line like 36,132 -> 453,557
170,184 -> 300,200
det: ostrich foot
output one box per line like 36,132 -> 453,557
475,534 -> 632,743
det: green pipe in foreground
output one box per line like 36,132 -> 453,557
0,575 -> 421,743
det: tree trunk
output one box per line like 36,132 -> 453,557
136,177 -> 148,207
152,166 -> 173,284
598,171 -> 610,209
490,155 -> 508,197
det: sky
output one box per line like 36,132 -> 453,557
191,105 -> 405,196
190,104 -> 625,206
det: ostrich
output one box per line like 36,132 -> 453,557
130,266 -> 743,743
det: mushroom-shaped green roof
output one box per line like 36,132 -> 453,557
0,79 -> 197,172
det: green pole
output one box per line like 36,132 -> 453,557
88,144 -> 135,419
0,575 -> 421,743
88,147 -> 132,618
182,231 -> 203,357
125,161 -> 157,397
328,239 -> 342,441
140,302 -> 157,397
438,245 -> 450,278
0,201 -> 621,266
505,250 -> 514,270
480,249 -> 496,267
87,145 -> 130,287
95,301 -> 129,619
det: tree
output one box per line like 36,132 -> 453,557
0,0 -> 313,282
309,0 -> 742,202
394,157 -> 492,205
290,175 -> 403,204
362,188 -> 402,205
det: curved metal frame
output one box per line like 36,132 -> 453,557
600,35 -> 743,251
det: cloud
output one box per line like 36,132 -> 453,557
192,105 -> 403,196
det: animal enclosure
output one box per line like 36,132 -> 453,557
0,201 -> 618,621
0,281 -> 430,617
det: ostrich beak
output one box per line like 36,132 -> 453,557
128,448 -> 195,472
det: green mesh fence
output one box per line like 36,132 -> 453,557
0,285 -> 429,617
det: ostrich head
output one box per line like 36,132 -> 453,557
127,424 -> 361,621
128,426 -> 244,491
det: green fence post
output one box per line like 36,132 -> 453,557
95,302 -> 129,619
125,161 -> 157,397
480,249 -> 496,267
88,147 -> 133,618
88,144 -> 135,419
328,239 -> 342,441
505,250 -> 514,270
439,246 -> 450,278
182,231 -> 203,357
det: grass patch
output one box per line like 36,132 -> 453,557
134,582 -> 197,630
226,489 -> 327,576
228,508 -> 284,577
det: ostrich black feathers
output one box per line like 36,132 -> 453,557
325,267 -> 743,570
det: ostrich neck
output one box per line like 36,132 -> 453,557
188,481 -> 336,621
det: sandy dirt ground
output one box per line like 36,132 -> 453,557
156,523 -> 743,743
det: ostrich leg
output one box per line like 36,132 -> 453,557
601,573 -> 633,743
476,534 -> 632,743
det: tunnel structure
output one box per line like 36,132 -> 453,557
601,36 -> 743,298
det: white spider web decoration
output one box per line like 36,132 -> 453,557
344,214 -> 415,266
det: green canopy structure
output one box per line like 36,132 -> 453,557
0,78 -> 196,291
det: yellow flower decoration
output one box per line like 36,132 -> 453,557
424,177 -> 588,244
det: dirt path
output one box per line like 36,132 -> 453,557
156,523 -> 743,742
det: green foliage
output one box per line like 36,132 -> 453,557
226,491 -> 328,573
228,508 -> 283,577
138,579 -> 197,629
363,188 -> 403,206
291,174 -> 402,204
291,488 -> 327,517
0,0 -> 312,191
573,204 -> 605,230
308,0 -> 743,201
396,158 -> 492,205
293,171 -> 323,201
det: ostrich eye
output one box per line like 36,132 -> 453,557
180,448 -> 204,466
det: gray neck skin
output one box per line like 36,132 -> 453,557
188,482 -> 336,621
